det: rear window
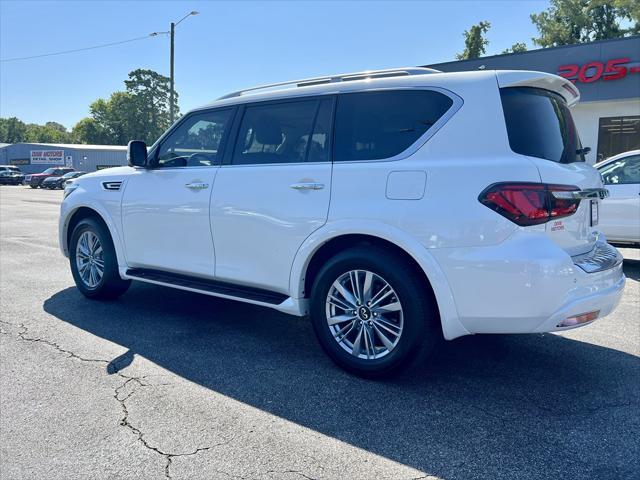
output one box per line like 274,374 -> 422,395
334,90 -> 453,161
500,87 -> 584,163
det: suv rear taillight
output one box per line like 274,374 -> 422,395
479,182 -> 581,226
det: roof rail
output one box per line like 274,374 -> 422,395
217,67 -> 441,100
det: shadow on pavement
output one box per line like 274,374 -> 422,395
43,264 -> 639,480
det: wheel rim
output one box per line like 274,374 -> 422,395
75,231 -> 104,289
325,270 -> 404,360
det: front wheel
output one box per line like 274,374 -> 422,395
69,217 -> 131,300
309,247 -> 439,378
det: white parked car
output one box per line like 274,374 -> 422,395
596,150 -> 640,245
59,67 -> 625,377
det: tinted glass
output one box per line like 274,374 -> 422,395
233,100 -> 318,165
157,109 -> 232,168
599,155 -> 640,185
501,87 -> 584,163
307,98 -> 333,163
43,168 -> 56,174
333,90 -> 453,161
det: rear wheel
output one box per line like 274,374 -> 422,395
309,247 -> 438,378
69,217 -> 130,300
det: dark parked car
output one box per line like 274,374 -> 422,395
41,171 -> 86,189
26,167 -> 74,188
0,166 -> 25,185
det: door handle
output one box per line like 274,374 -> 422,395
185,182 -> 209,190
290,182 -> 325,191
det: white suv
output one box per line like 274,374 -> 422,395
59,67 -> 625,377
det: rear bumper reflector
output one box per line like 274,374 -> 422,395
557,310 -> 600,328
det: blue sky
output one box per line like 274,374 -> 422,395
0,0 -> 548,129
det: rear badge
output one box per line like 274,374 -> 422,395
551,220 -> 565,232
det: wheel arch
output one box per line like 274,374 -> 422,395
291,223 -> 470,340
61,205 -> 127,270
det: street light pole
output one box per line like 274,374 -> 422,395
168,11 -> 198,124
170,21 -> 175,123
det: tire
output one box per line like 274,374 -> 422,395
29,184 -> 38,189
69,217 -> 131,300
309,246 -> 439,378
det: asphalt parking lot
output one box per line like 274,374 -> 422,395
1,185 -> 638,480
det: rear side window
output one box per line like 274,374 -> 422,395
333,90 -> 453,161
501,87 -> 585,163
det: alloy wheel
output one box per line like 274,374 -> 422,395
325,270 -> 404,360
75,231 -> 104,289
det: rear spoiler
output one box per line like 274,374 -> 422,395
495,70 -> 580,107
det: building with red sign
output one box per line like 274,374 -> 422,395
425,36 -> 640,164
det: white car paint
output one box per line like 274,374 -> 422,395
596,150 -> 640,245
59,68 -> 625,339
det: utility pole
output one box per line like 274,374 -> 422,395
167,11 -> 198,124
170,21 -> 175,123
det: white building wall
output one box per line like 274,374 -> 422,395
572,98 -> 640,164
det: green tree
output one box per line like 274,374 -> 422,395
23,122 -> 72,143
44,121 -> 68,133
125,68 -> 178,142
531,0 -> 632,47
0,117 -> 27,143
456,21 -> 491,60
502,42 -> 528,54
71,118 -> 109,144
72,68 -> 177,145
614,0 -> 640,34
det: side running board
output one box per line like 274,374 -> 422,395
126,268 -> 288,305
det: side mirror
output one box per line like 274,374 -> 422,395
127,140 -> 148,167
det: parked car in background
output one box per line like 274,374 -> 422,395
26,167 -> 74,188
0,166 -> 25,185
41,171 -> 86,190
59,67 -> 624,378
596,150 -> 640,245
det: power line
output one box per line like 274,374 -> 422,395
0,33 -> 168,63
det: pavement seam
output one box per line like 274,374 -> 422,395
0,319 -> 225,479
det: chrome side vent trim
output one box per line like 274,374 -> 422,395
102,181 -> 122,191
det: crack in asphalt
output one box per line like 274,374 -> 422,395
0,320 -> 111,364
266,470 -> 319,480
0,319 -> 222,479
114,375 -> 227,479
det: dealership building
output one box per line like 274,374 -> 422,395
426,35 -> 640,164
0,143 -> 127,174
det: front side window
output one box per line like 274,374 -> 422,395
232,99 -> 323,165
333,90 -> 454,162
156,109 -> 233,168
599,155 -> 640,185
501,87 -> 584,163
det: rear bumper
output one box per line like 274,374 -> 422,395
430,233 -> 626,337
533,265 -> 624,332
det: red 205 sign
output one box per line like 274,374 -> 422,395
558,57 -> 639,83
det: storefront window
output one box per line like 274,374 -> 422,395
597,116 -> 640,161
